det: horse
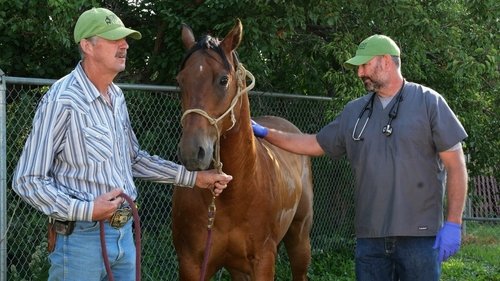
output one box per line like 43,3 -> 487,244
173,19 -> 314,281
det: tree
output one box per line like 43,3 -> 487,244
1,0 -> 498,179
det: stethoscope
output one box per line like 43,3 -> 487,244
352,81 -> 406,141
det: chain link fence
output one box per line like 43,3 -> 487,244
1,76 -> 355,280
2,75 -> 498,280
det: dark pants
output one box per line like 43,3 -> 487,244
355,236 -> 440,281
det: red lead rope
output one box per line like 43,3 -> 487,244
99,193 -> 141,281
199,196 -> 217,281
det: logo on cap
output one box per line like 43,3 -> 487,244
105,15 -> 119,25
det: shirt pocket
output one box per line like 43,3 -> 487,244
83,125 -> 113,162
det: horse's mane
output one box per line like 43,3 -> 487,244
180,34 -> 239,71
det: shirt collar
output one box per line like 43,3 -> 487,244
74,61 -> 121,103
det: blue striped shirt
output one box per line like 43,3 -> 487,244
12,62 -> 196,221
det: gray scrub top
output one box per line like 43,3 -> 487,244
317,81 -> 467,238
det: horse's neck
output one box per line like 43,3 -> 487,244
219,100 -> 257,175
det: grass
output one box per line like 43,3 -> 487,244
441,222 -> 500,281
24,222 -> 497,280
270,222 -> 500,281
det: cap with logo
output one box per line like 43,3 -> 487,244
344,34 -> 400,67
74,7 -> 142,43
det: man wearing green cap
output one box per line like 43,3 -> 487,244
252,34 -> 468,280
12,7 -> 232,280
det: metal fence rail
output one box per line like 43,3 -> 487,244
1,74 -> 355,280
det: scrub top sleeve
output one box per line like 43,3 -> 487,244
429,94 -> 468,152
316,114 -> 346,160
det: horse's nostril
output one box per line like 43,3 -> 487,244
197,147 -> 205,161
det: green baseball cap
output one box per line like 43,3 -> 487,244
344,34 -> 400,67
74,7 -> 142,43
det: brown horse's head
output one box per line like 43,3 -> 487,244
176,20 -> 249,171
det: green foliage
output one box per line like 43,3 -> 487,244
9,241 -> 49,281
140,224 -> 179,280
2,0 -> 497,180
0,0 -> 100,78
306,250 -> 356,281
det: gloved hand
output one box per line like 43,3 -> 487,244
433,221 -> 462,262
251,120 -> 269,138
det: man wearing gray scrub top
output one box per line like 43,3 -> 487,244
251,34 -> 468,281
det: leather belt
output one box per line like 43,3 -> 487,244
49,204 -> 133,234
48,217 -> 76,235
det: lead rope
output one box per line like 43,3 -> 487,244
100,193 -> 141,281
199,132 -> 220,281
180,64 -> 254,281
199,194 -> 217,281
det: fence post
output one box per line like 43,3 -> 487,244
0,69 -> 7,281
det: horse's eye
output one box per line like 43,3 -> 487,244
219,75 -> 229,86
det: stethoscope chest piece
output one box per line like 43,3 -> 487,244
382,124 -> 393,136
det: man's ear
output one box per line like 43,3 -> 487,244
80,39 -> 94,55
383,54 -> 395,68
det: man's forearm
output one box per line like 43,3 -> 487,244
265,130 -> 324,156
443,151 -> 468,224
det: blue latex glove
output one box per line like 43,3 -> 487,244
251,120 -> 269,138
433,221 -> 462,262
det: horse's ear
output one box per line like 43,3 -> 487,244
180,23 -> 196,50
221,19 -> 243,54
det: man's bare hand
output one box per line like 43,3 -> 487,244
195,170 -> 233,196
91,188 -> 124,221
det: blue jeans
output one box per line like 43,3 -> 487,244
355,237 -> 440,281
48,220 -> 135,281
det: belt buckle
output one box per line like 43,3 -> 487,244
109,206 -> 132,229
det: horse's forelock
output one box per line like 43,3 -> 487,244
199,35 -> 220,49
180,34 -> 234,71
